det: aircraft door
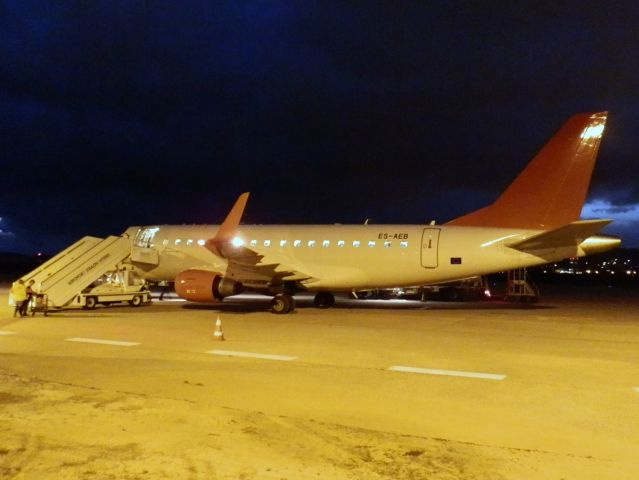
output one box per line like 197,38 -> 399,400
421,228 -> 440,268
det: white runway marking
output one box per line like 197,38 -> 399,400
388,365 -> 506,381
0,330 -> 17,336
65,337 -> 140,347
207,349 -> 297,361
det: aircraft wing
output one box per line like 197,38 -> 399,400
204,193 -> 315,285
506,219 -> 611,251
220,244 -> 315,284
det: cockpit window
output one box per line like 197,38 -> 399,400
134,227 -> 160,248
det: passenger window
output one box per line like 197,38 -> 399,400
353,240 -> 360,248
337,240 -> 345,247
187,239 -> 193,246
264,240 -> 271,247
368,241 -> 376,247
308,240 -> 316,247
175,239 -> 182,245
280,240 -> 287,247
384,241 -> 391,248
322,240 -> 330,248
250,240 -> 257,247
163,239 -> 169,246
294,240 -> 302,248
400,241 -> 408,248
197,239 -> 205,246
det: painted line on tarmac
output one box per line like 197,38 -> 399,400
65,337 -> 140,347
0,330 -> 17,336
388,365 -> 506,381
207,349 -> 297,362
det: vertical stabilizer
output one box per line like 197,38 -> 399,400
447,112 -> 607,229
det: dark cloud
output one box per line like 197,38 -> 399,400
2,1 -> 639,252
590,204 -> 637,215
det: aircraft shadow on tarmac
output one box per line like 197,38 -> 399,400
23,297 -> 553,317
180,296 -> 555,313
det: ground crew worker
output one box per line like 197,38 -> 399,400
10,279 -> 27,318
20,280 -> 36,316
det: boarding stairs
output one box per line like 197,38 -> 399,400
505,268 -> 539,302
21,235 -> 133,308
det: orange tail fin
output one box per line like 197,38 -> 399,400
447,112 -> 607,230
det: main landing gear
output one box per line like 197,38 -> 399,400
269,291 -> 335,314
271,293 -> 295,314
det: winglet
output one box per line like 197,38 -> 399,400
205,192 -> 250,257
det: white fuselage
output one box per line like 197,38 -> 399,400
126,224 -> 604,291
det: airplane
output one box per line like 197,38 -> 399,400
127,112 -> 620,313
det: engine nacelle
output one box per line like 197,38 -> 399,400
174,269 -> 243,302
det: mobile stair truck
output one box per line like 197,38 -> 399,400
20,234 -> 150,314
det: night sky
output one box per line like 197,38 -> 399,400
2,1 -> 639,254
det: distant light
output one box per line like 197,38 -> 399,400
231,237 -> 244,247
484,289 -> 491,298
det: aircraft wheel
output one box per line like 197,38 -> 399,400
85,296 -> 98,310
130,295 -> 142,307
271,293 -> 295,314
313,292 -> 335,308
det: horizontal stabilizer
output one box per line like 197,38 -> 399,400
507,219 -> 611,251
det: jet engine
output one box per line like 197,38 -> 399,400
174,269 -> 243,302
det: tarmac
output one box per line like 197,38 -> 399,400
1,287 -> 638,479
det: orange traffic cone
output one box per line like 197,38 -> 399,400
214,315 -> 225,341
